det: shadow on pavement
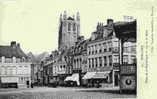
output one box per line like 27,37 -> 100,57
77,89 -> 136,95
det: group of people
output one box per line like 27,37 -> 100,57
26,81 -> 34,88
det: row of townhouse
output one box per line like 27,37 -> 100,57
40,18 -> 136,91
64,19 -> 136,89
39,11 -> 136,91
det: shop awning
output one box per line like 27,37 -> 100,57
82,72 -> 96,79
82,71 -> 110,79
64,73 -> 80,85
64,76 -> 72,81
92,71 -> 110,79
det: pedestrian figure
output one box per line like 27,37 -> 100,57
31,83 -> 34,88
26,81 -> 29,88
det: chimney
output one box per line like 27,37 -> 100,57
11,41 -> 16,48
17,43 -> 20,48
107,19 -> 113,26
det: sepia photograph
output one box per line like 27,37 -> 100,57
0,0 -> 156,99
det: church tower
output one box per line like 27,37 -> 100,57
58,11 -> 80,51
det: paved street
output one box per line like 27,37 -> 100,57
0,87 -> 136,99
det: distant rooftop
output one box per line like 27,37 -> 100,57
0,41 -> 27,58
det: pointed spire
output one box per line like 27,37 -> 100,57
76,12 -> 80,21
60,14 -> 62,21
63,11 -> 67,20
97,22 -> 99,30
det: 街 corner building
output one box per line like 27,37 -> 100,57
0,41 -> 32,88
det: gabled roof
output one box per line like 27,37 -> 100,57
0,46 -> 27,58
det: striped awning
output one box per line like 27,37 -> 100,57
82,71 -> 110,79
82,72 -> 96,79
92,71 -> 110,79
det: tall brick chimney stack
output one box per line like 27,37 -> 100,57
17,43 -> 20,48
11,41 -> 16,48
107,19 -> 113,27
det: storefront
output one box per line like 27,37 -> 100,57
64,73 -> 80,86
82,71 -> 111,87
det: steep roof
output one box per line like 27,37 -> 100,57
89,20 -> 136,42
0,45 -> 27,58
113,20 -> 136,39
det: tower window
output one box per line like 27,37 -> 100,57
68,23 -> 71,31
73,23 -> 76,31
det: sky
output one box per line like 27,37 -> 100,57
0,0 -> 156,54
